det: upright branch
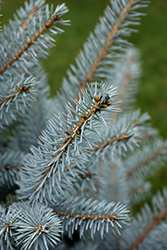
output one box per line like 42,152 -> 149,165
80,0 -> 136,89
29,85 -> 115,201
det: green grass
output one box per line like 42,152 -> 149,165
1,0 -> 167,195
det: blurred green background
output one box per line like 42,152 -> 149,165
1,0 -> 167,193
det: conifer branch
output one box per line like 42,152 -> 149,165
8,202 -> 62,250
17,83 -> 117,202
96,133 -> 131,151
0,83 -> 30,107
3,6 -> 41,57
129,206 -> 167,250
94,117 -> 145,152
126,146 -> 167,178
50,197 -> 129,239
0,6 -> 67,75
79,0 -> 135,89
71,0 -> 137,109
31,92 -> 113,200
0,75 -> 37,127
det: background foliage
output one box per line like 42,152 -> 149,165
1,0 -> 167,195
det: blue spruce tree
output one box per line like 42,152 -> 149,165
0,0 -> 167,249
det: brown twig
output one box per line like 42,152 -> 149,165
53,210 -> 117,222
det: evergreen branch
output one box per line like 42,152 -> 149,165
31,88 -> 114,199
8,66 -> 54,153
83,0 -> 136,86
95,132 -> 133,151
94,112 -> 151,204
3,4 -> 42,58
126,146 -> 167,178
0,202 -> 62,250
0,14 -> 62,75
0,206 -> 18,250
0,83 -> 31,107
18,83 -> 118,201
94,111 -> 150,156
71,48 -> 141,121
0,75 -> 36,127
1,0 -> 167,248
11,202 -> 62,250
118,189 -> 167,249
69,4 -> 141,111
12,0 -> 45,32
129,207 -> 167,250
50,197 -> 129,239
0,3 -> 68,76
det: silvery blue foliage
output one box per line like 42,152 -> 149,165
0,0 -> 167,250
11,202 -> 62,250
